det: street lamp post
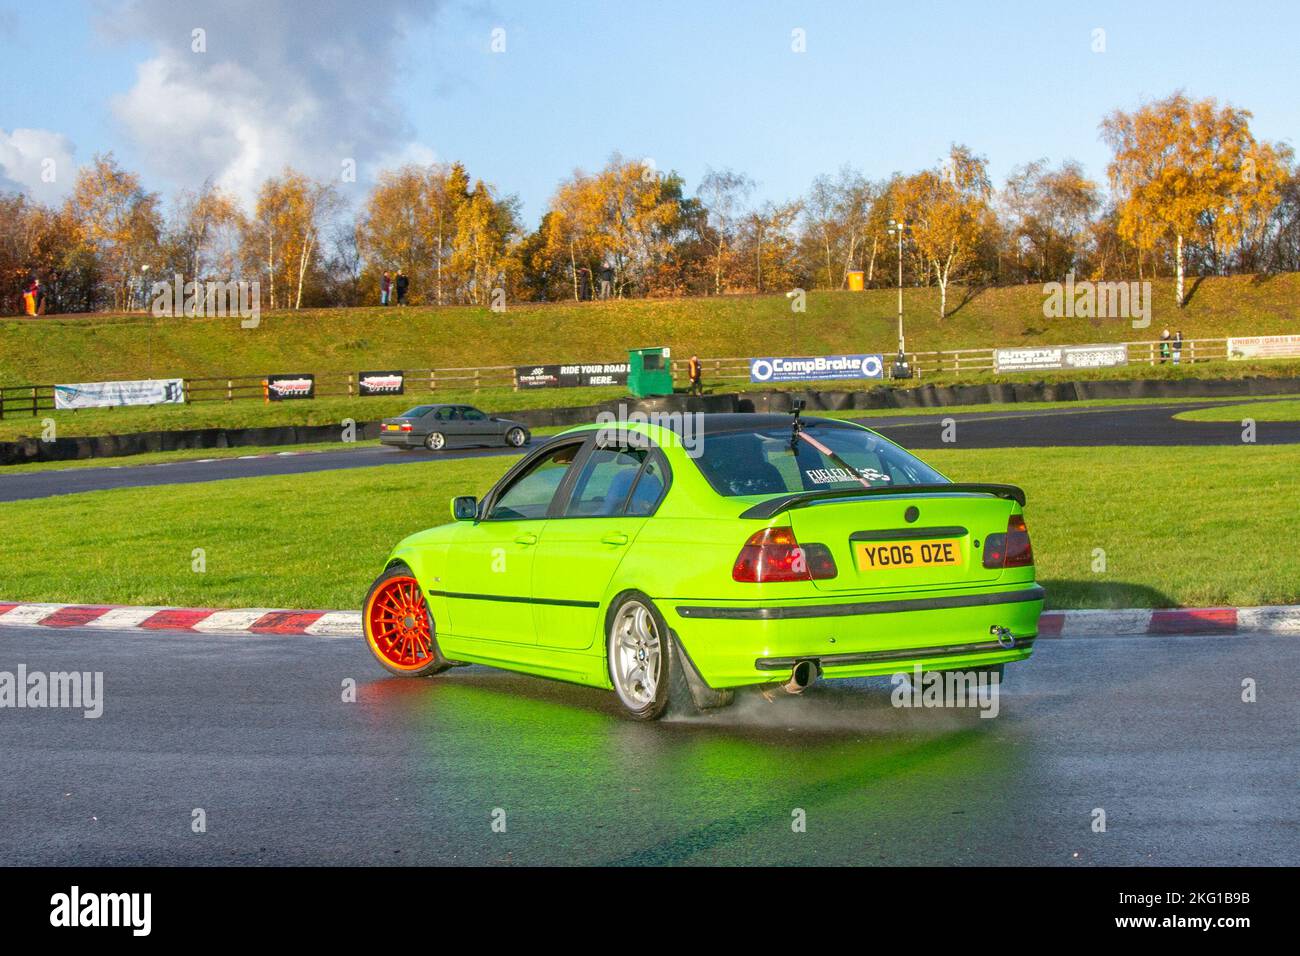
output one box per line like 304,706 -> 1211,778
887,219 -> 912,378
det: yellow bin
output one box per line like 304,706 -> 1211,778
847,270 -> 865,291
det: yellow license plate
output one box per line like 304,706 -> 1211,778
385,424 -> 399,430
855,539 -> 962,570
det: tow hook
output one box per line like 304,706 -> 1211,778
989,625 -> 1016,648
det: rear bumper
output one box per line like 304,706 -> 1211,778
379,433 -> 421,447
664,583 -> 1044,688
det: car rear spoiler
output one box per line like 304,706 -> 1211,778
739,482 -> 1027,520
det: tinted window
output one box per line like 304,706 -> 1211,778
693,425 -> 945,497
462,407 -> 487,421
431,407 -> 454,421
564,447 -> 647,517
400,405 -> 435,418
626,457 -> 667,516
488,443 -> 580,520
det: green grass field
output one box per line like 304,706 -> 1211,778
1,445 -> 1292,611
1174,399 -> 1300,422
5,272 -> 1299,387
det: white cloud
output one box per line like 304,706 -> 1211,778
103,0 -> 442,208
0,128 -> 77,200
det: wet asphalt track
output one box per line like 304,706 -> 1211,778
0,624 -> 1294,865
3,399 -> 1298,503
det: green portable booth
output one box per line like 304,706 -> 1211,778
627,346 -> 674,398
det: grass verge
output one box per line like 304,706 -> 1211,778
0,445 -> 1292,611
1174,399 -> 1300,422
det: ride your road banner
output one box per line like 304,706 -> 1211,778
749,354 -> 884,383
54,378 -> 185,410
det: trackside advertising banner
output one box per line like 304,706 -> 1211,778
749,354 -> 884,384
265,374 -> 315,400
1227,335 -> 1300,360
357,370 -> 405,395
994,344 -> 1128,373
54,378 -> 185,410
516,363 -> 630,389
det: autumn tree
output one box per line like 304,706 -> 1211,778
740,200 -> 803,292
1001,159 -> 1100,281
245,169 -> 341,309
66,153 -> 163,310
897,145 -> 993,317
168,181 -> 244,281
1101,92 -> 1288,305
696,167 -> 754,294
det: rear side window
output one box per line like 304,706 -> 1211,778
625,457 -> 667,516
564,447 -> 647,517
693,425 -> 945,497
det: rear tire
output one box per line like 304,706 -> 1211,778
505,427 -> 527,448
363,563 -> 452,677
606,592 -> 731,720
424,432 -> 446,451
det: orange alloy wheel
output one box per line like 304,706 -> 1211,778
365,576 -> 437,671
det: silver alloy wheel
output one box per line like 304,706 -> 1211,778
425,432 -> 445,451
506,427 -> 526,447
610,600 -> 661,709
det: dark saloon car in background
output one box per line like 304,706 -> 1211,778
379,404 -> 532,451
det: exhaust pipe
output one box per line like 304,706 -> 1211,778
782,660 -> 818,695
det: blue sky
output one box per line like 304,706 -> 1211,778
1,0 -> 1297,223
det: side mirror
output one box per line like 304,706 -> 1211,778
451,495 -> 478,521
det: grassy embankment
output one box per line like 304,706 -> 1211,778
2,274 -> 1298,442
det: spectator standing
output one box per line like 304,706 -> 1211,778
1172,330 -> 1184,365
22,277 -> 37,315
380,271 -> 391,306
395,270 -> 409,306
688,354 -> 703,396
1159,328 -> 1171,364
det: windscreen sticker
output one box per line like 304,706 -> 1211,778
804,467 -> 891,485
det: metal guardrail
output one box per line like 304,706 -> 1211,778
0,337 -> 1263,420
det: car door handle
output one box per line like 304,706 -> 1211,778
515,533 -> 538,545
601,532 -> 629,546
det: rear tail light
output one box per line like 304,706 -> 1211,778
400,423 -> 412,432
733,527 -> 837,583
982,513 -> 1034,569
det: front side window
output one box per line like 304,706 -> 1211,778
488,443 -> 581,519
693,424 -> 946,497
564,446 -> 647,517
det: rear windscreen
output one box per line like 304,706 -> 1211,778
692,425 -> 946,497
